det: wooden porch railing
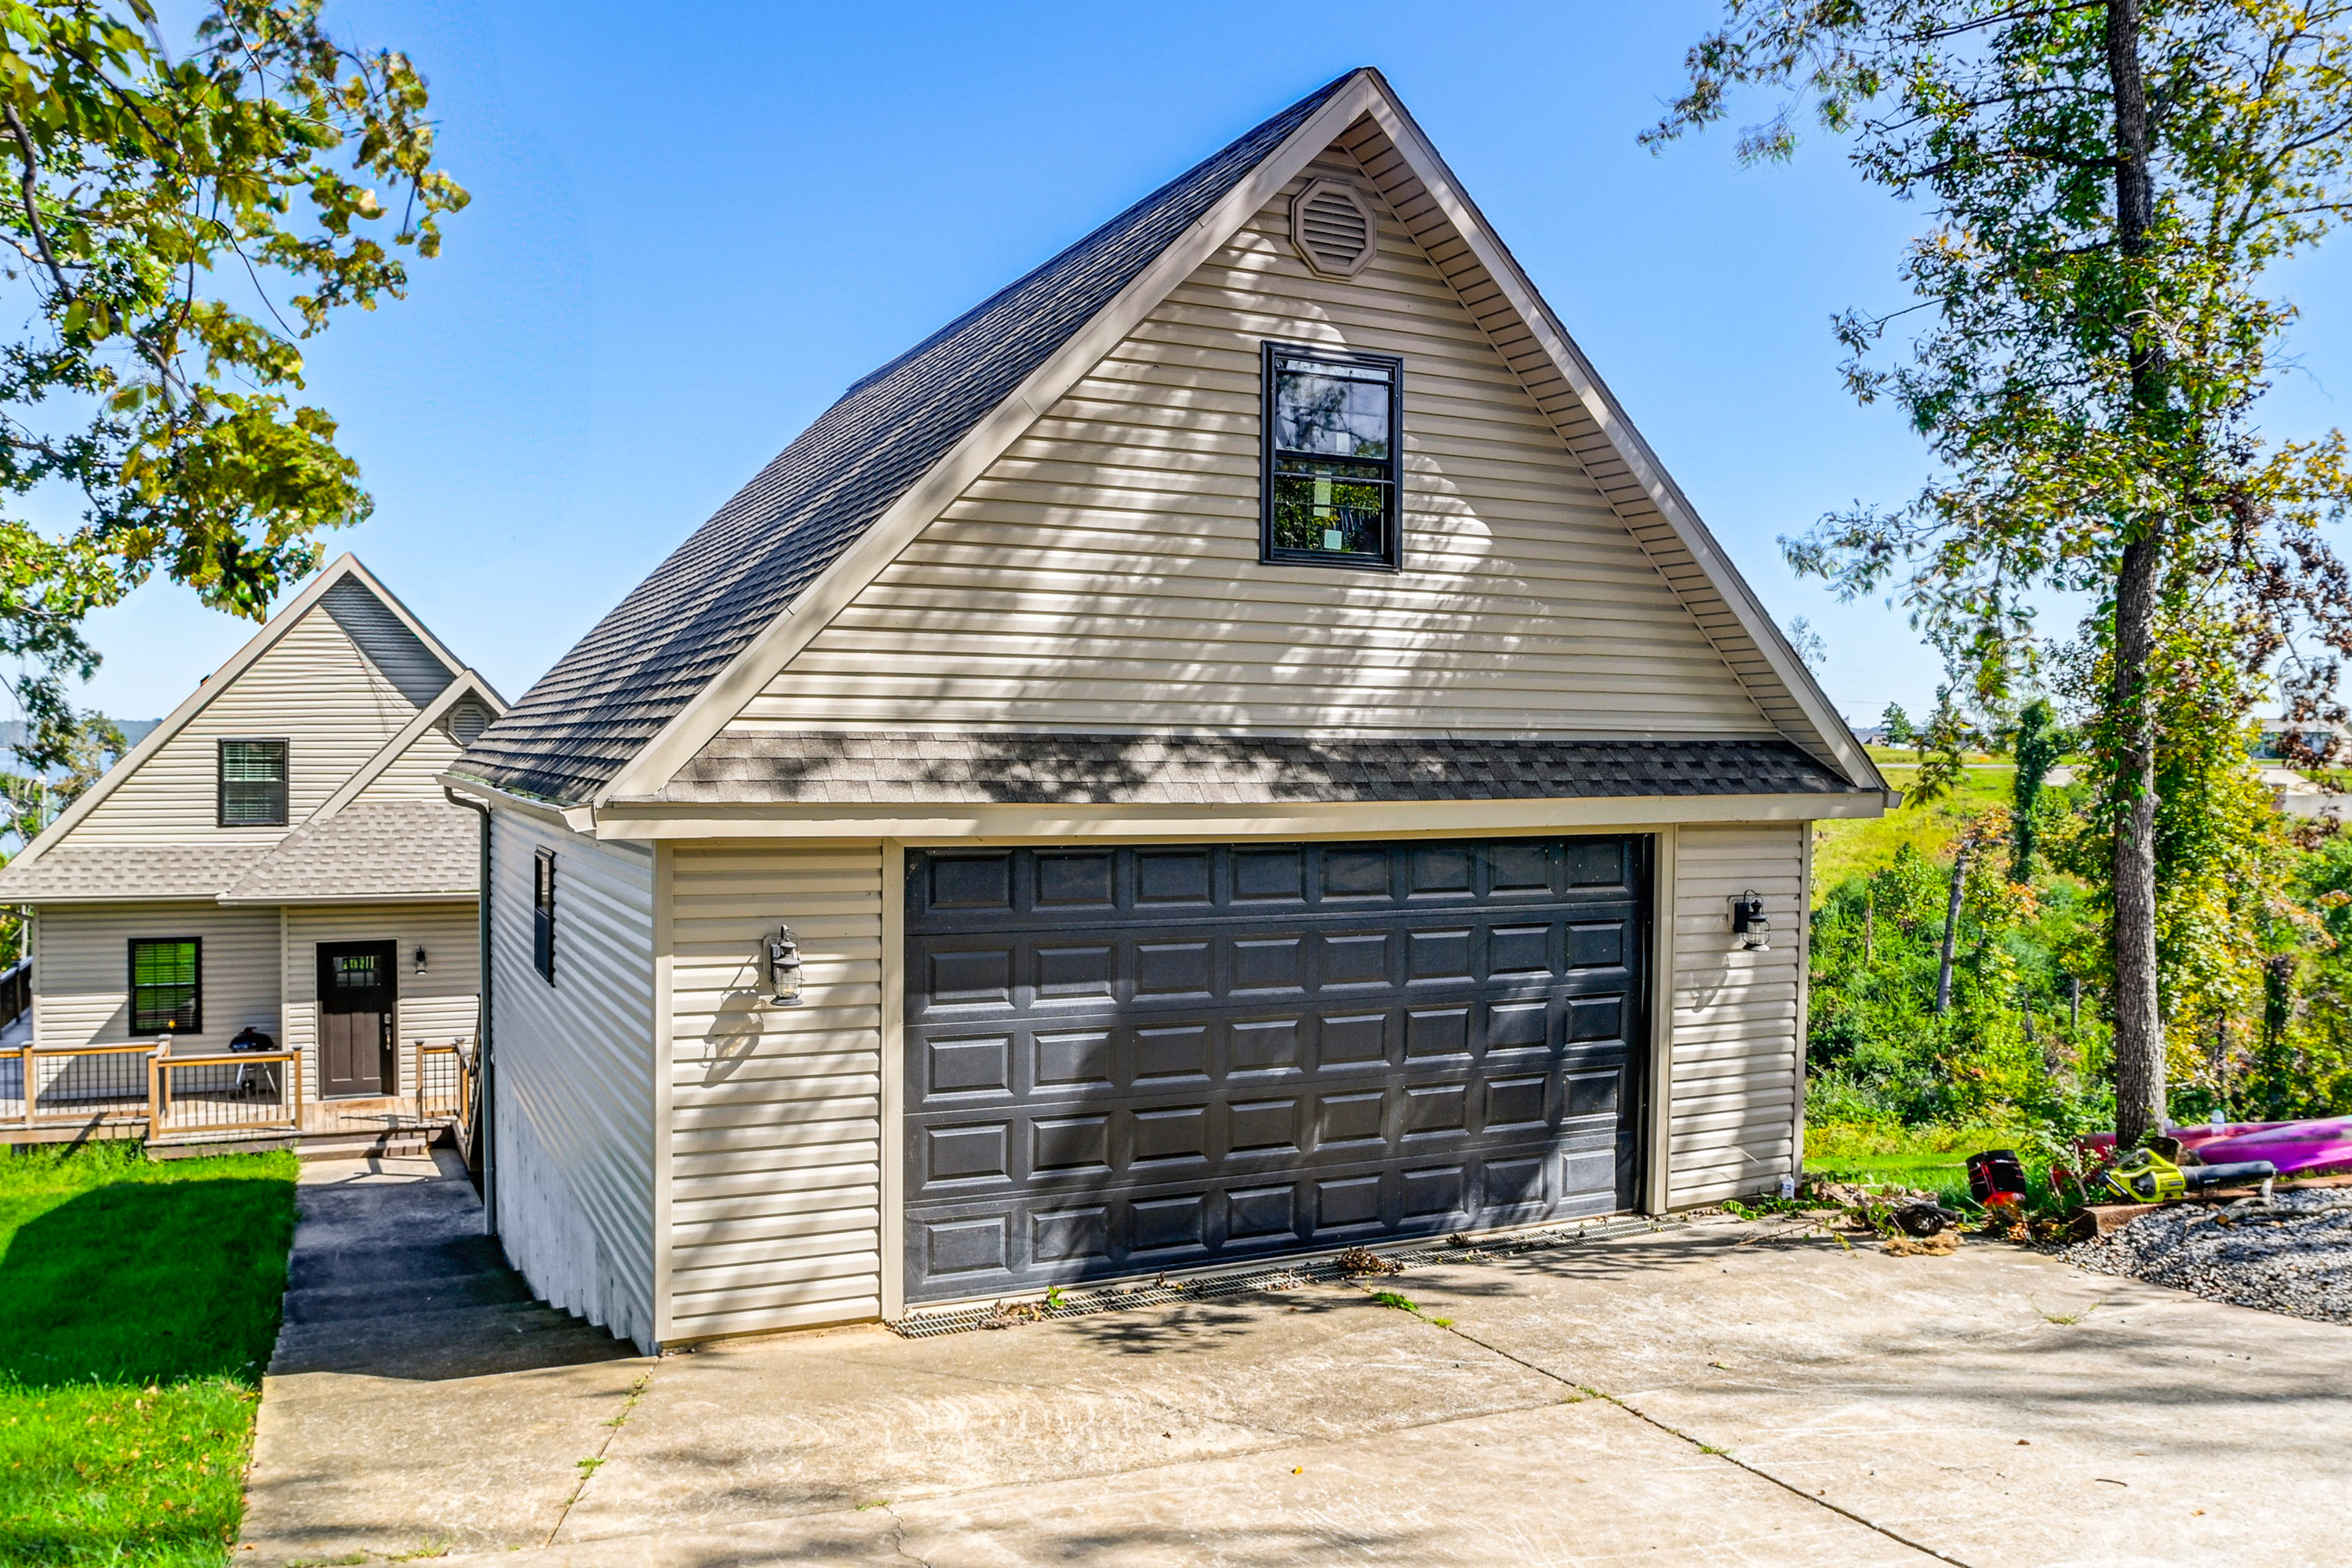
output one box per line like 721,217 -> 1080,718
150,1046 -> 304,1137
417,1041 -> 473,1144
9,1041 -> 165,1134
6,1035 -> 487,1144
4,1039 -> 303,1139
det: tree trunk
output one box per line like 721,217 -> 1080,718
2107,0 -> 2167,1148
1936,845 -> 1969,1014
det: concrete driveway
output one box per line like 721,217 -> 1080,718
240,1167 -> 2352,1568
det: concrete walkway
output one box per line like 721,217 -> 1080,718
238,1193 -> 2352,1567
241,1152 -> 644,1562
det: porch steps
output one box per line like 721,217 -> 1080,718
148,1126 -> 444,1161
268,1155 -> 635,1381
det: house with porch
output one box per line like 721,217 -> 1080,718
447,69 -> 1891,1353
0,554 -> 502,1153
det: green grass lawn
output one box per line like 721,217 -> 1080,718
1803,1123 -> 2020,1205
0,1143 -> 296,1566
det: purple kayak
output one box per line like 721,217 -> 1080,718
2192,1117 -> 2352,1177
2081,1121 -> 2280,1156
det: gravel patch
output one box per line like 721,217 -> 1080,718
2060,1188 -> 2352,1324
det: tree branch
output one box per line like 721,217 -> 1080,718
1,105 -> 72,304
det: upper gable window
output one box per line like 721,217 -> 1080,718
217,739 -> 289,827
1261,344 -> 1402,571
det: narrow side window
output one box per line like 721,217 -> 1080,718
129,938 -> 202,1035
217,739 -> 289,827
533,849 -> 557,984
1261,342 -> 1403,570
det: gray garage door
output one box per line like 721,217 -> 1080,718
903,837 -> 1649,1303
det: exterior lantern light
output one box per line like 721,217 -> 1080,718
1730,891 -> 1771,951
765,925 -> 804,1006
413,944 -> 429,975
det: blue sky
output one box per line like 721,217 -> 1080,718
53,1 -> 2352,728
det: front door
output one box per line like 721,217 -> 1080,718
318,941 -> 397,1098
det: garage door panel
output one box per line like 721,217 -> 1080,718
908,1140 -> 1610,1296
913,842 -> 1640,932
911,918 -> 1637,1026
903,839 -> 1649,1302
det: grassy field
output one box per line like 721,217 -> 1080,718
1811,763 -> 2020,902
0,1144 -> 296,1566
1802,1122 -> 2021,1205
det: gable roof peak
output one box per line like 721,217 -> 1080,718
454,69 -> 1878,808
457,72 -> 1378,807
3,552 -> 488,871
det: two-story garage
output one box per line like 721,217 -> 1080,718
446,69 -> 1889,1353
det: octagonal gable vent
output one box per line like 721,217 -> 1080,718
445,699 -> 491,748
1291,179 -> 1378,278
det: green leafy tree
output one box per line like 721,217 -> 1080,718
2010,697 -> 2066,881
0,0 -> 465,774
2260,834 -> 2352,1117
1906,685 -> 1978,806
1880,701 -> 1915,747
1649,1 -> 2352,1147
1809,841 -> 2109,1129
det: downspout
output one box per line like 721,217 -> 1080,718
447,786 -> 494,1227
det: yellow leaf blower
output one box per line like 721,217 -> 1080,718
2102,1148 -> 2187,1203
2101,1147 -> 2278,1202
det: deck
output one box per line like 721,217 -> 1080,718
3,1038 -> 472,1156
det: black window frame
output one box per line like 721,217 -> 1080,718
128,937 -> 202,1035
216,738 -> 290,828
1259,341 -> 1404,571
532,848 -> 556,984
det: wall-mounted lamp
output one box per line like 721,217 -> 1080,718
413,944 -> 429,976
765,925 -> 804,1006
1730,891 -> 1771,951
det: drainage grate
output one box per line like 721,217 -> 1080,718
889,1213 -> 1682,1338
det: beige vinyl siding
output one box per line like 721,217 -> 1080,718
73,609 -> 422,845
1323,115 -> 1841,769
1667,823 -> 1804,1207
31,902 -> 281,1052
666,841 -> 884,1340
737,147 -> 1768,740
281,903 -> 478,1099
353,722 -> 466,806
489,811 -> 658,1351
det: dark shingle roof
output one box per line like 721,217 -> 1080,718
650,732 -> 1867,806
457,75 -> 1357,806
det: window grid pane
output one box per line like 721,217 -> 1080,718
1261,343 -> 1400,568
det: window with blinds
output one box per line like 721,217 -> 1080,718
129,938 -> 202,1035
217,739 -> 289,827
